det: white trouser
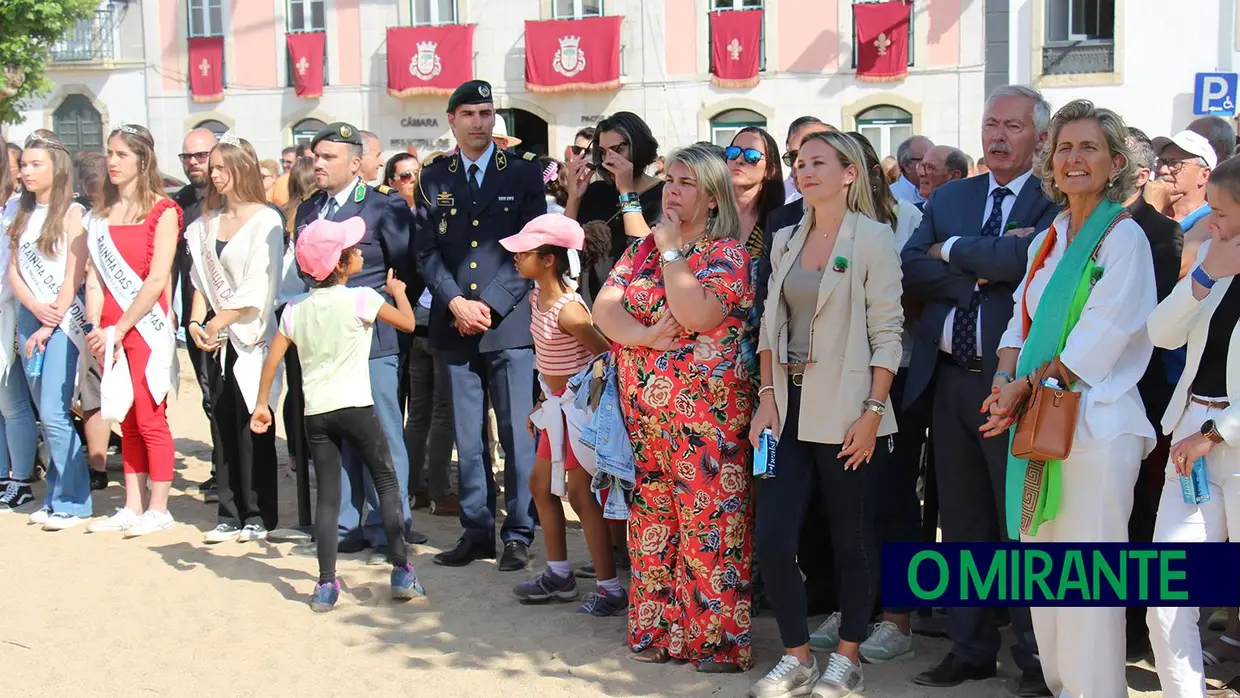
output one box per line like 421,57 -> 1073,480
1149,400 -> 1240,698
1021,434 -> 1142,698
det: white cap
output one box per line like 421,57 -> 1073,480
1152,130 -> 1218,169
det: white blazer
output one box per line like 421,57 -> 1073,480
1148,240 -> 1240,442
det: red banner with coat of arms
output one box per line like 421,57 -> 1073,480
287,32 -> 325,98
524,16 -> 621,93
854,0 -> 911,83
387,24 -> 476,97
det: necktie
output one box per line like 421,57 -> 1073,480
467,164 -> 481,201
951,186 -> 1012,368
322,197 -> 339,221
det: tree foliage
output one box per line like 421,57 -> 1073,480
0,0 -> 100,123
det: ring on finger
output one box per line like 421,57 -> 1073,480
1176,455 -> 1186,464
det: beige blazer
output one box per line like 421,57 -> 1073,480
758,209 -> 904,444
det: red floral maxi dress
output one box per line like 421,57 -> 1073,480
605,236 -> 756,669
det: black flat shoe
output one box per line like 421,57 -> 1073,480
498,540 -> 531,572
406,529 -> 429,545
433,537 -> 496,567
913,654 -> 997,688
1014,669 -> 1052,697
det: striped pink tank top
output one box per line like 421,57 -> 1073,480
530,287 -> 595,376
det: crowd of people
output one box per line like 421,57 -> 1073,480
3,76 -> 1240,698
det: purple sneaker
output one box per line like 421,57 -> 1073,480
391,564 -> 426,601
310,579 -> 340,613
513,570 -> 578,603
576,589 -> 628,617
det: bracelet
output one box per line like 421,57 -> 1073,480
862,398 -> 885,410
620,202 -> 643,215
1192,264 -> 1219,289
189,320 -> 204,329
757,385 -> 775,397
994,371 -> 1014,383
618,192 -> 640,205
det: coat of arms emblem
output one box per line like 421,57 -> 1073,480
552,35 -> 586,78
410,41 -> 442,81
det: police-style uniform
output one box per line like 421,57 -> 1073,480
292,122 -> 420,551
413,80 -> 546,561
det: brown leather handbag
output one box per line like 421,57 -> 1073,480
1011,358 -> 1079,462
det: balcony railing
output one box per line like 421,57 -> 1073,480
1042,39 -> 1114,76
50,9 -> 117,63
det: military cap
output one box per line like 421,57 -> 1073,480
311,122 -> 362,148
447,80 -> 494,113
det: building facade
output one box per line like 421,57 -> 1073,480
9,0 -> 1240,174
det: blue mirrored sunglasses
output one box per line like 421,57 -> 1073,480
724,146 -> 764,165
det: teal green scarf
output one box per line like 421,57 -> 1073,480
1004,200 -> 1126,539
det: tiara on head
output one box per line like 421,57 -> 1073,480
218,130 -> 241,147
117,124 -> 142,136
25,137 -> 67,153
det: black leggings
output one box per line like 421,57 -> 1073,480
755,382 -> 886,647
308,406 -> 407,581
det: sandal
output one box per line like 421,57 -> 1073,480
630,647 -> 671,664
1203,634 -> 1240,666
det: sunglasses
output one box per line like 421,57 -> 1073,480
569,145 -> 587,156
178,151 -> 211,163
782,150 -> 798,167
726,146 -> 764,165
395,171 -> 416,182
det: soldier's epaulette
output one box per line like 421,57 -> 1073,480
375,184 -> 394,196
506,148 -> 538,162
422,151 -> 451,168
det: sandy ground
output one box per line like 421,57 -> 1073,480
0,349 -> 1210,696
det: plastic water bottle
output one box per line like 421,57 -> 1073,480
25,348 -> 44,380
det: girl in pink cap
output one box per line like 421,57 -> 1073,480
249,216 -> 423,613
500,213 -> 623,615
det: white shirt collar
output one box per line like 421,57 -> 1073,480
988,169 -> 1033,199
460,140 -> 496,175
328,177 -> 360,209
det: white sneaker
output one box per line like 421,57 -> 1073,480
204,523 -> 242,543
28,508 -> 50,525
750,654 -> 820,697
811,653 -> 864,698
859,620 -> 913,662
42,513 -> 84,531
237,523 -> 268,542
124,510 -> 176,538
809,611 -> 842,650
88,508 -> 141,533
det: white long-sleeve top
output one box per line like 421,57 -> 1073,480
999,211 -> 1157,452
186,207 -> 284,348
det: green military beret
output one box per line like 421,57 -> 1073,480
311,122 -> 362,148
447,80 -> 493,113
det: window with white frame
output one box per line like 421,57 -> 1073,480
710,0 -> 765,72
553,0 -> 604,20
856,105 -> 913,160
288,0 -> 325,33
187,0 -> 223,38
412,0 -> 459,26
709,109 -> 766,148
1043,0 -> 1114,75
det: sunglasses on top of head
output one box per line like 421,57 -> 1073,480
725,146 -> 764,165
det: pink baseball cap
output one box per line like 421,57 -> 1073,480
296,216 -> 367,281
500,213 -> 584,252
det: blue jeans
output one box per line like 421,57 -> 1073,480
441,346 -> 536,546
18,308 -> 91,516
337,355 -> 411,547
0,359 -> 37,482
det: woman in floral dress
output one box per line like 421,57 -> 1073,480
593,143 -> 756,672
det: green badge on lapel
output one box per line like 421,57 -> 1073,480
1005,221 -> 1019,233
353,183 -> 366,203
832,256 -> 849,273
1090,266 -> 1105,285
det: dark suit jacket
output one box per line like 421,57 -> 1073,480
293,180 -> 416,361
413,148 -> 545,354
900,173 -> 1060,407
1128,192 -> 1184,425
172,185 -> 203,326
755,199 -> 806,317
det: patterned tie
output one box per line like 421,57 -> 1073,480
322,197 -> 339,221
468,164 -> 481,202
951,186 -> 1012,368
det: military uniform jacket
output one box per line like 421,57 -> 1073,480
414,147 -> 546,353
293,179 -> 416,360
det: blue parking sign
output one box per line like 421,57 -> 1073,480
1195,73 -> 1238,115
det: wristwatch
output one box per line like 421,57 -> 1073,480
863,399 -> 886,417
661,248 -> 685,266
1201,419 -> 1225,444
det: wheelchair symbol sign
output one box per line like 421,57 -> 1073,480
1195,73 -> 1238,115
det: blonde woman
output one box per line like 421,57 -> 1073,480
981,99 -> 1155,698
747,131 -> 903,698
593,143 -> 756,672
4,132 -> 91,528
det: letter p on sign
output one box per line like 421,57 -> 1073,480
1195,72 -> 1239,115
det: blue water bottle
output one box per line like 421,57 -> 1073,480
25,348 -> 44,380
1180,456 -> 1211,505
